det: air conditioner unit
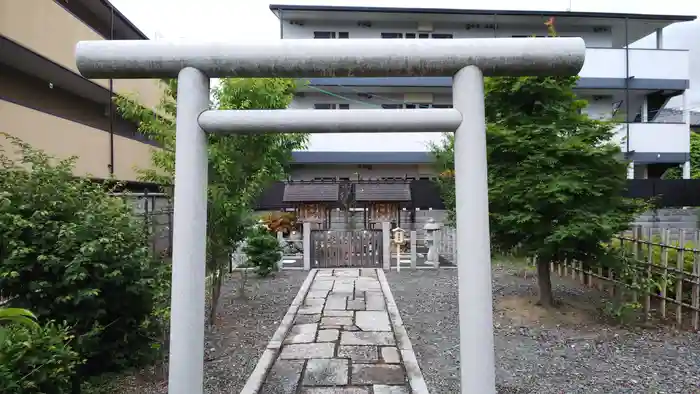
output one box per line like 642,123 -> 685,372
417,21 -> 434,32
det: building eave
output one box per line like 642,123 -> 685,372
269,4 -> 696,23
56,0 -> 149,40
291,151 -> 434,165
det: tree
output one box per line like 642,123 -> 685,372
431,21 -> 644,307
115,78 -> 307,324
662,131 -> 700,179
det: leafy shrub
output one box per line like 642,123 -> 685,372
243,228 -> 282,277
0,136 -> 169,375
0,307 -> 39,328
260,211 -> 298,234
0,322 -> 83,394
608,236 -> 695,302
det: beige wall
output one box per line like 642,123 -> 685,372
0,0 -> 162,110
1,99 -> 153,181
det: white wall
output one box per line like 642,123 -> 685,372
294,91 -> 689,155
283,22 -> 689,81
295,91 -> 613,115
282,21 -> 612,47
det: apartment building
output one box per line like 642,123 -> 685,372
270,4 -> 696,180
0,0 -> 162,182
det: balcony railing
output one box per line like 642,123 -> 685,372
580,48 -> 690,80
612,123 -> 689,154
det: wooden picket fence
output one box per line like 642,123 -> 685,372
551,226 -> 700,330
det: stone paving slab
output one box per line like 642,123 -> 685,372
246,268 -> 430,394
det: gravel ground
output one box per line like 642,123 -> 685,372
386,264 -> 700,394
114,270 -> 309,393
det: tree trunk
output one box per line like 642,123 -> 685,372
238,268 -> 249,299
208,268 -> 222,327
536,260 -> 555,307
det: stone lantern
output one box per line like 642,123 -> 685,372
423,218 -> 441,268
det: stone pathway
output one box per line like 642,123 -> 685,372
242,268 -> 429,394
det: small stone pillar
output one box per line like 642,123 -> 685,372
410,230 -> 417,269
382,222 -> 391,270
423,219 -> 441,268
303,222 -> 311,270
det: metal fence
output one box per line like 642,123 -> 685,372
112,191 -> 173,258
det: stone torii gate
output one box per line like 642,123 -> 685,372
75,37 -> 585,394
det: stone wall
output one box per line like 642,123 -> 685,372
634,208 -> 699,230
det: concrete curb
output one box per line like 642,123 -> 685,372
239,269 -> 318,394
377,269 -> 430,394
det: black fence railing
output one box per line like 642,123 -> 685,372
624,179 -> 700,207
254,179 -> 700,211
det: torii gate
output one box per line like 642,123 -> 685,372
75,37 -> 585,394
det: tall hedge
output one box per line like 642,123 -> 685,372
0,135 -> 169,376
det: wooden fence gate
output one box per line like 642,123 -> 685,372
310,230 -> 383,268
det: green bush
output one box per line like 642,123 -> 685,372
612,236 -> 695,273
0,322 -> 83,394
609,235 -> 695,302
243,227 -> 282,277
0,136 -> 169,375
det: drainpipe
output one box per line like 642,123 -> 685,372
279,9 -> 284,39
625,18 -> 630,156
108,5 -> 115,176
492,14 -> 497,38
624,17 -> 631,164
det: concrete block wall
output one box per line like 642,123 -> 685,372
633,208 -> 699,230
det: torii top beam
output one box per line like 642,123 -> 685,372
75,37 -> 585,79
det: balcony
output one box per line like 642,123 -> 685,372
612,123 -> 689,154
0,0 -> 161,110
580,48 -> 690,81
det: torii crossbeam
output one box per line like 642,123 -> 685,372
75,37 -> 585,394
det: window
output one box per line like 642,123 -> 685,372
314,31 -> 349,39
385,32 -> 452,39
382,103 -> 453,109
314,103 -> 350,109
381,104 -> 403,109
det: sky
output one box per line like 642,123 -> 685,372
109,0 -> 700,152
